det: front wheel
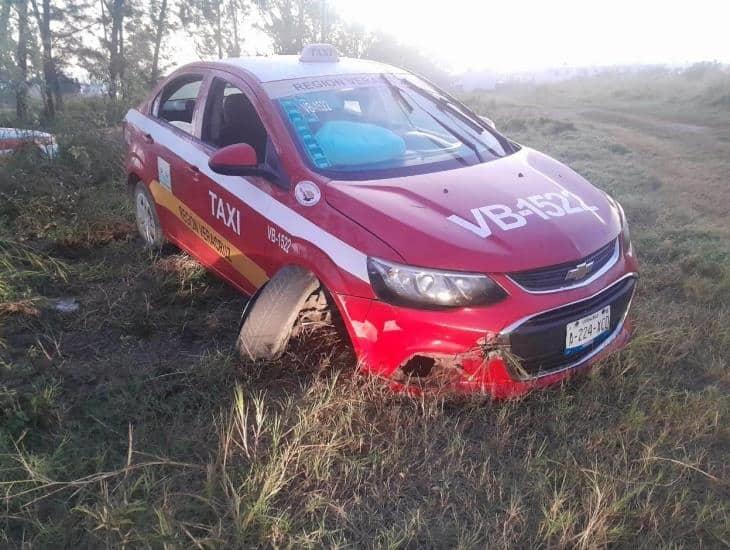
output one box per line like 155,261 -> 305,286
236,266 -> 321,361
134,182 -> 165,248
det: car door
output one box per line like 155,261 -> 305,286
144,72 -> 208,247
170,72 -> 282,295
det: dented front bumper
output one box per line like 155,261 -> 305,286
333,272 -> 637,399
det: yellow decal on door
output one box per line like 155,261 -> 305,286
148,180 -> 269,288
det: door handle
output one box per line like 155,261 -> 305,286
143,133 -> 154,144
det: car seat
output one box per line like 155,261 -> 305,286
218,94 -> 267,160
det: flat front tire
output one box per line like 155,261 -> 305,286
236,266 -> 321,361
134,182 -> 165,248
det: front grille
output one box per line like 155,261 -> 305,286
507,276 -> 636,377
509,238 -> 618,292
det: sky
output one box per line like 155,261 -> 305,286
335,0 -> 730,72
168,0 -> 730,75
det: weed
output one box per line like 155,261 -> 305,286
0,74 -> 728,547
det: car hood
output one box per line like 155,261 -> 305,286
0,127 -> 55,143
325,147 -> 621,273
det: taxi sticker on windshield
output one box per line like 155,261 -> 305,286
280,98 -> 331,168
448,190 -> 599,238
299,99 -> 333,114
264,74 -> 385,99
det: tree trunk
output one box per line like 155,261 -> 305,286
296,0 -> 304,52
231,1 -> 240,57
30,0 -> 61,118
0,1 -> 11,55
149,0 -> 168,84
107,0 -> 124,99
108,0 -> 119,98
15,0 -> 29,121
216,2 -> 222,59
118,5 -> 124,98
319,0 -> 327,43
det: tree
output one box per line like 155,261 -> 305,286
102,0 -> 126,99
29,0 -> 61,117
329,20 -> 372,58
256,0 -> 321,54
73,0 -> 133,100
24,0 -> 90,118
183,0 -> 250,59
149,0 -> 168,83
363,32 -> 449,86
115,1 -> 171,97
15,0 -> 29,120
0,1 -> 12,65
1,2 -> 13,96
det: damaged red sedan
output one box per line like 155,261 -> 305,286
123,44 -> 638,398
0,127 -> 58,158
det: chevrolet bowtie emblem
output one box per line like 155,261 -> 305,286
565,260 -> 594,281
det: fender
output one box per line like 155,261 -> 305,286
127,153 -> 145,179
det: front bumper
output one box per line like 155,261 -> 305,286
334,255 -> 638,398
392,321 -> 632,399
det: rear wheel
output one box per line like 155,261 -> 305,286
134,182 -> 165,248
236,266 -> 321,361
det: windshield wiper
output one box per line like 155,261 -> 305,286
427,114 -> 484,163
381,74 -> 479,164
390,80 -> 484,162
399,77 -> 485,134
420,104 -> 485,163
399,77 -> 507,158
408,76 -> 519,155
381,74 -> 414,114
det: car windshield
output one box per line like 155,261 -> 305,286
265,73 -> 510,180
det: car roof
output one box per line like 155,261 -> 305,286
214,55 -> 402,83
0,128 -> 53,139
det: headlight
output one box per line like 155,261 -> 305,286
617,202 -> 633,255
367,257 -> 507,309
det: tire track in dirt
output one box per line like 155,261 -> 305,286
576,108 -> 730,230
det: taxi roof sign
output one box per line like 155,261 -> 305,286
299,43 -> 340,63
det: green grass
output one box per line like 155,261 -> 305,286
1,75 -> 728,547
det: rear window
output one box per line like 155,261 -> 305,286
153,75 -> 204,135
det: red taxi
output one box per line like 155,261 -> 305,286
0,128 -> 58,158
124,44 -> 638,397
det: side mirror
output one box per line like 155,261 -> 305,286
479,115 -> 496,130
208,143 -> 258,175
208,142 -> 286,187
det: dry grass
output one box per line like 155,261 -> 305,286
0,73 -> 728,548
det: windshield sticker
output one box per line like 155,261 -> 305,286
299,99 -> 333,114
292,76 -> 379,91
280,98 -> 331,168
449,191 -> 600,238
264,73 -> 400,99
157,157 -> 171,190
294,181 -> 321,206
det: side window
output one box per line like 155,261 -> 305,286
153,75 -> 203,135
202,78 -> 268,162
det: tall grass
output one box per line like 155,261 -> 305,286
1,72 -> 728,547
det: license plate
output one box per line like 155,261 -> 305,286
565,305 -> 611,353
